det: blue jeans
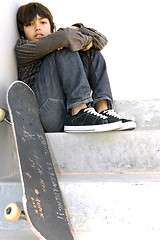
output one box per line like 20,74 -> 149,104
32,48 -> 113,132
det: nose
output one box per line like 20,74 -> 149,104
35,22 -> 41,31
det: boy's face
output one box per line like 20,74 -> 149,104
23,14 -> 51,40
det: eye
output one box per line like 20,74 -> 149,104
41,21 -> 47,24
25,22 -> 33,27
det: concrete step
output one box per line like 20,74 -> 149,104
113,99 -> 160,130
60,174 -> 160,240
0,99 -> 159,239
8,128 -> 160,178
0,182 -> 38,240
0,98 -> 160,178
46,130 -> 160,174
1,174 -> 160,240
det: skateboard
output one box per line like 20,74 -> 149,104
4,81 -> 74,240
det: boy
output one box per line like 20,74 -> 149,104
15,2 -> 136,132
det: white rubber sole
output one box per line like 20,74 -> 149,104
64,121 -> 123,133
118,121 -> 136,131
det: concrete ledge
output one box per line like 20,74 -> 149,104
1,99 -> 160,239
1,99 -> 159,179
1,174 -> 160,240
0,182 -> 36,240
59,174 -> 160,239
0,124 -> 14,179
46,130 -> 160,174
113,99 -> 160,130
0,230 -> 37,240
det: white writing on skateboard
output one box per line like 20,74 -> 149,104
46,162 -> 66,221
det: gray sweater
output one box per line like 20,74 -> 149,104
15,25 -> 107,87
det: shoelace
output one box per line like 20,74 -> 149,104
103,109 -> 122,119
84,108 -> 107,120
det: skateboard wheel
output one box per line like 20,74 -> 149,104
0,108 -> 5,122
4,203 -> 22,222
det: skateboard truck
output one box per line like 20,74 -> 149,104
0,108 -> 11,124
4,203 -> 26,222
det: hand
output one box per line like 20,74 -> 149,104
69,26 -> 80,31
57,47 -> 63,50
81,42 -> 93,51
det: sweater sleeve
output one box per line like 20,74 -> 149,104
72,23 -> 108,50
15,28 -> 92,67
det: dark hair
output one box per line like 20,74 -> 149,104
17,2 -> 56,39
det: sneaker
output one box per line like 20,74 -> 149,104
101,109 -> 136,131
64,107 -> 122,132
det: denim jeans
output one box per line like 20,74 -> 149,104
32,48 -> 113,132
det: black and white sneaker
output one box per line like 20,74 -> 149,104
64,107 -> 122,132
101,109 -> 136,131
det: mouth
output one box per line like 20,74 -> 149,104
34,33 -> 44,39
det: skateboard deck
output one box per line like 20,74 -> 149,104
6,81 -> 74,240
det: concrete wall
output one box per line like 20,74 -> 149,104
0,0 -> 160,108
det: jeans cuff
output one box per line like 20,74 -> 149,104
93,97 -> 113,109
67,97 -> 93,110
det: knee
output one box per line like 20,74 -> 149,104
55,48 -> 79,58
80,48 -> 102,61
90,48 -> 103,58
